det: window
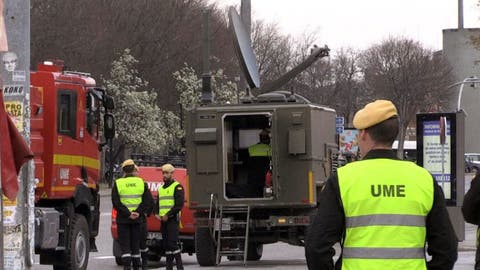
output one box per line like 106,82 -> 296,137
86,92 -> 100,138
57,90 -> 77,138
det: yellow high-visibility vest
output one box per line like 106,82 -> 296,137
158,181 -> 180,217
248,143 -> 271,157
338,158 -> 434,270
116,176 -> 145,212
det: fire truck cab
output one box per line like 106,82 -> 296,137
31,60 -> 114,270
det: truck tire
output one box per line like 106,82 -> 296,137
195,227 -> 217,266
54,214 -> 90,270
247,243 -> 263,261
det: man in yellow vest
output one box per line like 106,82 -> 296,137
112,159 -> 152,270
305,100 -> 458,270
247,129 -> 272,197
154,163 -> 184,270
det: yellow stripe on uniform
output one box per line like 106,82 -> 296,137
53,154 -> 100,170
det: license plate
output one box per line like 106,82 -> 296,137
214,218 -> 231,231
147,232 -> 162,239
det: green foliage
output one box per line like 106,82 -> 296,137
103,49 -> 182,154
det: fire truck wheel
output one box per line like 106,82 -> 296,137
66,214 -> 90,270
195,227 -> 218,266
247,243 -> 263,261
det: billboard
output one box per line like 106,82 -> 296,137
339,128 -> 359,155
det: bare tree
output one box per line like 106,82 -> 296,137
31,0 -> 238,112
330,48 -> 364,125
360,37 -> 454,156
251,19 -> 294,89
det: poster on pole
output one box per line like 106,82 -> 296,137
339,128 -> 359,156
4,100 -> 23,131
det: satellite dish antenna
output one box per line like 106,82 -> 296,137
229,7 -> 261,89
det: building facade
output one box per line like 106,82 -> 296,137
443,28 -> 480,152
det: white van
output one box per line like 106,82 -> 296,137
465,153 -> 480,173
392,140 -> 417,161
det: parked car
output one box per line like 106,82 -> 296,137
465,153 -> 480,173
111,166 -> 195,265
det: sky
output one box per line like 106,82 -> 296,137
211,0 -> 480,52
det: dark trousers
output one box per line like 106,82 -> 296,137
118,222 -> 141,266
140,221 -> 148,267
161,218 -> 180,253
162,218 -> 183,270
476,227 -> 480,270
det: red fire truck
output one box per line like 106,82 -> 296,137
31,60 -> 115,270
111,166 -> 195,265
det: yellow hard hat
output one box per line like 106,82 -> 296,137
161,163 -> 175,173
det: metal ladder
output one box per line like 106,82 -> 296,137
215,205 -> 251,266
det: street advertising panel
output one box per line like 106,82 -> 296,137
416,112 -> 463,205
422,119 -> 452,199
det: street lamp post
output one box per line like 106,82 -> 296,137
451,76 -> 480,112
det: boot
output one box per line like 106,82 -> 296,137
174,253 -> 184,270
165,254 -> 174,270
141,251 -> 149,270
122,256 -> 132,270
132,257 -> 141,270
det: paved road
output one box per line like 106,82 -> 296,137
33,176 -> 477,269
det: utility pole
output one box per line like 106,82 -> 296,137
241,0 -> 251,43
2,1 -> 33,269
201,9 -> 212,105
458,0 -> 463,29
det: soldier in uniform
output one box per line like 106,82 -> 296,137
154,164 -> 185,270
247,129 -> 272,197
112,159 -> 152,270
305,100 -> 457,270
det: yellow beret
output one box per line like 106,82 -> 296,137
161,163 -> 175,173
121,159 -> 137,169
353,100 -> 398,129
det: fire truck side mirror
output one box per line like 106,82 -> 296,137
104,95 -> 115,110
104,113 -> 115,139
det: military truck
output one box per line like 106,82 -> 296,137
186,7 -> 337,266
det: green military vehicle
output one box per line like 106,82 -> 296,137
186,7 -> 337,266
